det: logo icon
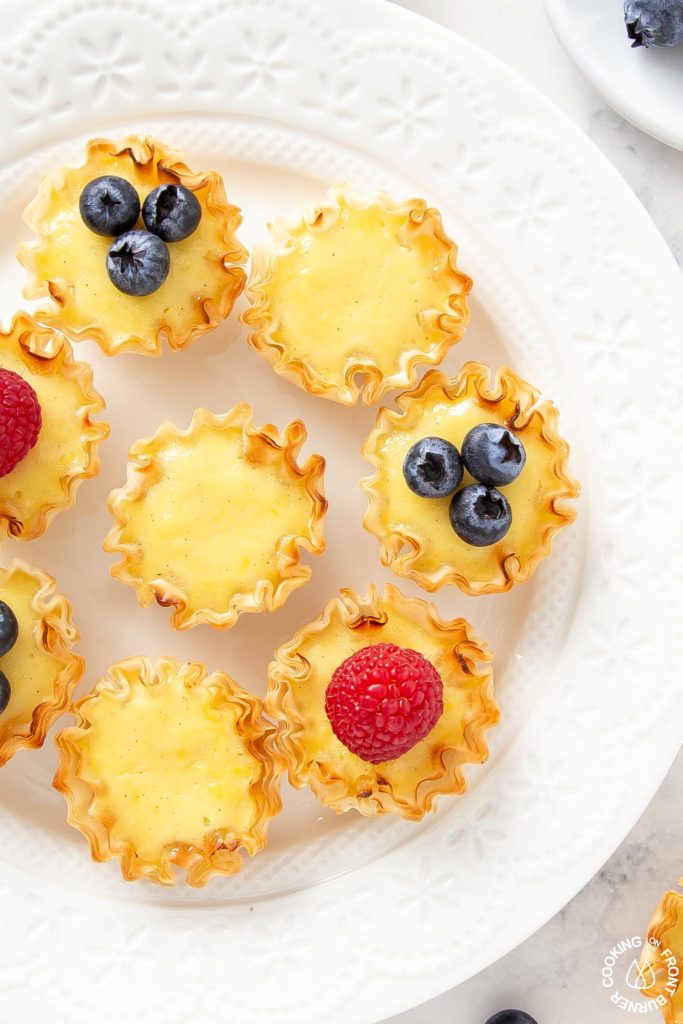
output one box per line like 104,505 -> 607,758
601,935 -> 679,1015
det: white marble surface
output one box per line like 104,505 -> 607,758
384,1 -> 683,1022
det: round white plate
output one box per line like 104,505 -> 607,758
0,1 -> 681,1022
544,0 -> 683,149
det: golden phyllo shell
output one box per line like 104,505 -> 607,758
53,656 -> 281,886
105,404 -> 327,629
242,185 -> 471,404
639,884 -> 683,1023
266,583 -> 497,820
0,560 -> 83,766
362,362 -> 579,595
0,313 -> 108,540
19,136 -> 247,356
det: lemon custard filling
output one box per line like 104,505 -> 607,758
243,186 -> 472,404
105,405 -> 327,629
19,135 -> 247,356
53,657 -> 282,886
0,561 -> 83,767
267,584 -> 498,820
0,313 -> 108,541
362,362 -> 579,595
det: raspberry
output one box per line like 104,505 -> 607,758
0,369 -> 42,477
325,642 -> 444,764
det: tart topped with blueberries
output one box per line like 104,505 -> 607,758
266,583 -> 498,820
362,361 -> 579,595
19,136 -> 247,356
243,185 -> 471,404
0,560 -> 83,767
0,313 -> 108,541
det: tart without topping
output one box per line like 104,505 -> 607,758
266,584 -> 497,820
362,362 -> 579,595
105,404 -> 327,629
639,883 -> 683,1022
243,186 -> 471,404
53,657 -> 281,886
0,313 -> 108,540
19,136 -> 247,356
0,560 -> 83,767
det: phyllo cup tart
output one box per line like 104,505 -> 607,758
639,884 -> 683,1023
105,404 -> 327,629
0,560 -> 83,767
266,583 -> 497,820
19,135 -> 247,356
242,185 -> 471,405
53,657 -> 282,886
0,313 -> 108,541
362,362 -> 579,596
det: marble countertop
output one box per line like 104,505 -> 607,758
385,1 -> 683,1022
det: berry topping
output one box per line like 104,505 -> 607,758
462,422 -> 526,487
484,1012 -> 539,1024
0,368 -> 42,477
325,642 -> 443,764
449,483 -> 512,546
79,175 -> 141,237
625,0 -> 683,47
106,230 -> 170,296
0,600 -> 18,658
403,436 -> 463,498
142,184 -> 202,242
0,671 -> 10,715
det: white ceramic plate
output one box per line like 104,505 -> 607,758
544,0 -> 683,149
0,1 -> 681,1022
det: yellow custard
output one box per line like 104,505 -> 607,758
54,657 -> 281,886
0,314 -> 108,540
0,561 -> 83,766
20,136 -> 247,356
244,187 -> 471,404
267,584 -> 497,820
105,405 -> 326,629
362,362 -> 579,595
640,887 -> 683,1022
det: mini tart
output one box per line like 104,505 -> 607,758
242,185 -> 471,405
19,136 -> 247,356
362,362 -> 579,595
0,560 -> 83,767
639,884 -> 683,1023
0,313 -> 108,540
105,405 -> 327,629
53,656 -> 281,886
266,583 -> 497,820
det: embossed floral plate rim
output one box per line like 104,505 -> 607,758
0,1 -> 681,1022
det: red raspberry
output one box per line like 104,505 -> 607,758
325,642 -> 444,764
0,369 -> 42,478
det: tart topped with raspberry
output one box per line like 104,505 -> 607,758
266,584 -> 497,820
105,404 -> 327,629
243,185 -> 471,404
53,656 -> 282,886
362,362 -> 579,595
0,560 -> 83,767
0,313 -> 108,541
19,135 -> 247,356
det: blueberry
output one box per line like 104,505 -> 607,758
106,230 -> 170,296
0,671 -> 10,714
79,176 -> 141,237
403,436 -> 463,499
625,0 -> 683,47
484,1012 -> 539,1024
449,483 -> 512,546
0,600 -> 18,657
142,184 -> 202,242
462,423 -> 526,487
